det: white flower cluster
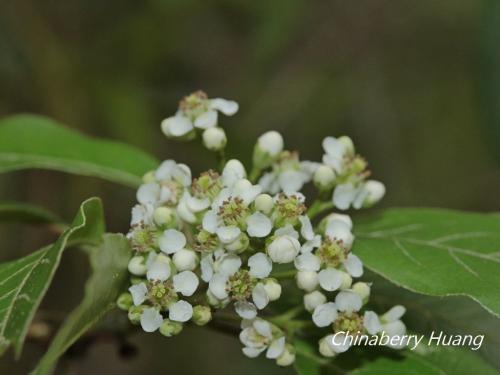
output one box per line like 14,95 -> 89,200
117,91 -> 406,366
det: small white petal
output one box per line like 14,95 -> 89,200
253,319 -> 272,338
252,283 -> 270,309
140,308 -> 163,332
301,235 -> 321,253
186,194 -> 210,212
326,219 -> 354,249
222,159 -> 246,187
173,271 -> 199,296
202,210 -> 218,233
299,215 -> 315,241
364,311 -> 383,334
155,160 -> 175,180
312,302 -> 338,327
242,347 -> 265,358
248,253 -> 272,278
136,183 -> 160,205
161,115 -> 193,137
274,225 -> 299,239
172,164 -> 192,186
169,300 -> 193,322
322,136 -> 346,159
279,170 -> 306,193
333,183 -> 358,210
296,270 -> 319,291
176,199 -> 197,224
303,291 -> 327,312
344,253 -> 363,277
217,225 -> 241,244
266,337 -> 286,359
146,260 -> 171,281
335,291 -> 362,312
210,98 -> 239,115
200,254 -> 214,282
383,305 -> 406,322
129,283 -> 148,306
294,253 -> 321,271
318,268 -> 343,291
257,131 -> 284,156
383,320 -> 407,339
159,229 -> 187,254
329,332 -> 351,353
209,273 -> 229,300
194,109 -> 218,129
246,212 -> 272,238
218,254 -> 242,276
234,300 -> 257,319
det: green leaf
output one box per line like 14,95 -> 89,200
294,339 -> 322,375
354,208 -> 500,317
33,233 -> 131,375
350,346 -> 498,375
0,201 -> 63,225
0,114 -> 159,188
0,197 -> 104,357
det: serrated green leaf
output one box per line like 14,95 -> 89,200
0,197 -> 104,358
349,346 -> 498,375
0,114 -> 158,188
354,208 -> 500,317
32,233 -> 131,375
0,201 -> 63,225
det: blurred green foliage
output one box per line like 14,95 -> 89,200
0,0 -> 499,373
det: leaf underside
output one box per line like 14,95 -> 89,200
0,197 -> 104,358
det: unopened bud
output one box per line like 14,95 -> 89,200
254,193 -> 274,214
263,278 -> 282,301
172,249 -> 198,271
142,171 -> 156,183
192,305 -> 212,326
253,131 -> 284,169
267,235 -> 300,264
225,233 -> 249,253
296,270 -> 319,292
202,127 -> 227,151
128,305 -> 146,324
340,272 -> 353,290
154,206 -> 176,227
319,336 -> 336,358
362,180 -> 386,208
117,292 -> 133,311
159,319 -> 183,337
276,344 -> 296,366
304,291 -> 326,312
313,165 -> 336,190
352,282 -> 371,303
128,256 -> 147,276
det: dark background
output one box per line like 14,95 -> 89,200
0,0 -> 499,374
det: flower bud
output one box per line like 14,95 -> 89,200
128,256 -> 147,276
128,305 -> 146,324
304,291 -> 327,312
352,281 -> 371,303
340,272 -> 353,290
276,344 -> 296,366
338,136 -> 354,155
172,249 -> 198,271
117,292 -> 133,311
254,193 -> 274,214
296,270 -> 319,292
362,180 -> 386,207
142,170 -> 156,183
313,165 -> 336,190
262,278 -> 282,301
159,319 -> 183,337
225,233 -> 249,253
202,127 -> 227,151
267,235 -> 300,264
253,131 -> 284,169
206,290 -> 229,309
319,336 -> 336,358
192,305 -> 212,326
154,206 -> 176,227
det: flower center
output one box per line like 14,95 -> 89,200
274,193 -> 306,226
148,280 -> 177,308
334,312 -> 363,335
317,237 -> 348,267
218,197 -> 249,227
130,226 -> 157,253
191,170 -> 222,200
228,270 -> 257,300
195,229 -> 220,252
179,91 -> 209,119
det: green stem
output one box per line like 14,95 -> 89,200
307,200 -> 334,220
216,149 -> 226,172
271,269 -> 296,280
248,166 -> 261,183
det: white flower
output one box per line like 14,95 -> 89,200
136,182 -> 171,206
267,235 -> 300,264
246,212 -> 273,238
313,165 -> 336,189
131,204 -> 154,226
202,127 -> 227,150
322,136 -> 353,173
259,161 -> 318,195
257,131 -> 284,157
364,306 -> 407,348
335,290 -> 362,313
140,307 -> 164,332
161,94 -> 238,138
240,319 -> 286,360
333,180 -> 385,210
294,252 -> 321,291
155,160 -> 192,187
177,191 -> 211,224
254,193 -> 274,214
